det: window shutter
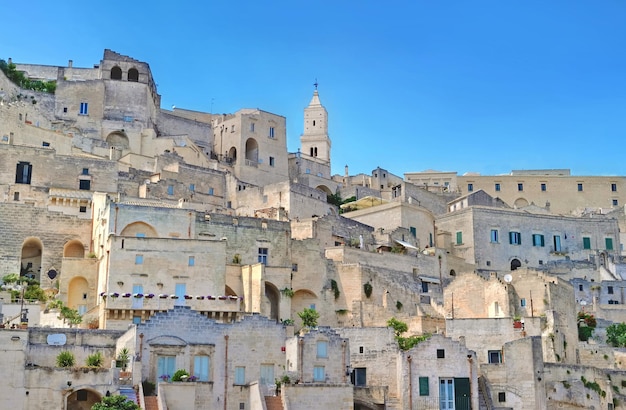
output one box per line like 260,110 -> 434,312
419,376 -> 429,396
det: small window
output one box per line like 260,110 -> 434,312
490,229 -> 499,243
541,183 -> 547,192
231,125 -> 235,132
436,349 -> 445,359
456,231 -> 463,245
189,183 -> 195,192
82,168 -> 89,175
128,68 -> 139,82
269,157 -> 275,167
517,183 -> 523,191
494,183 -> 500,192
15,162 -> 33,184
135,254 -> 143,265
613,199 -> 618,206
292,263 -> 298,272
532,234 -> 545,247
521,298 -> 526,307
167,185 -> 174,195
269,127 -> 275,139
606,238 -> 614,251
317,341 -> 328,358
583,237 -> 591,250
608,286 -> 614,295
539,260 -> 543,265
13,192 -> 19,201
250,123 -> 255,132
410,227 -> 417,237
79,102 -> 89,115
419,376 -> 429,396
188,256 -> 195,267
42,141 -> 50,147
579,284 -> 583,291
467,183 -> 473,192
313,366 -> 325,381
498,392 -> 506,402
258,248 -> 268,265
239,404 -> 245,410
488,350 -> 502,364
305,168 -> 311,174
79,206 -> 87,213
577,183 -> 583,192
63,107 -> 68,113
359,346 -> 364,354
553,235 -> 562,252
486,261 -> 491,266
235,367 -> 245,385
208,187 -> 214,195
611,183 -> 617,192
509,232 -> 522,245
79,179 -> 91,190
77,390 -> 88,401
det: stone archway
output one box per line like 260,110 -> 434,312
291,289 -> 318,325
245,138 -> 259,163
264,282 -> 280,322
510,259 -> 522,271
127,68 -> 139,82
106,131 -> 129,150
110,66 -> 122,80
120,222 -> 158,237
66,388 -> 102,410
21,237 -> 43,280
68,276 -> 89,314
63,240 -> 85,258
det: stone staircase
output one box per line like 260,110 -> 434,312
265,395 -> 283,410
119,386 -> 138,405
144,396 -> 159,410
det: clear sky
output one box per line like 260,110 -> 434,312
3,1 -> 625,177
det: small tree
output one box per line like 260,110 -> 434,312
387,317 -> 408,337
298,308 -> 320,328
606,323 -> 626,347
91,395 -> 140,410
387,317 -> 430,351
56,351 -> 75,367
117,347 -> 130,371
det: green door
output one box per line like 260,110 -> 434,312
454,377 -> 470,410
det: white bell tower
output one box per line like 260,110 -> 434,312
300,82 -> 331,165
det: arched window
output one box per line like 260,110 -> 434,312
511,259 -> 521,271
110,66 -> 122,80
245,138 -> 259,163
128,68 -> 139,82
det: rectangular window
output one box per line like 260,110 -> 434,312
42,141 -> 50,147
488,350 -> 502,364
494,183 -> 500,192
260,364 -> 274,384
541,183 -> 547,192
82,168 -> 89,175
269,127 -> 275,139
579,284 -> 584,291
410,227 -> 417,237
208,187 -> 214,195
317,341 -> 328,358
606,238 -> 614,250
437,349 -> 445,359
553,235 -> 561,252
235,366 -> 245,385
250,122 -> 255,132
498,392 -> 506,402
79,102 -> 89,115
456,231 -> 462,245
194,356 -> 210,382
132,284 -> 143,309
269,156 -> 275,167
612,183 -> 617,192
429,233 -> 433,247
583,237 -> 591,249
613,199 -> 618,206
135,254 -> 143,265
167,185 -> 174,195
532,234 -> 545,247
578,183 -> 583,192
189,183 -> 195,192
490,229 -> 499,243
258,248 -> 268,265
15,162 -> 32,184
158,356 -> 176,381
79,179 -> 91,190
188,256 -> 195,266
467,183 -> 473,192
79,206 -> 87,213
608,286 -> 614,295
509,232 -> 521,245
521,298 -> 526,307
517,183 -> 523,191
313,366 -> 325,382
419,376 -> 429,396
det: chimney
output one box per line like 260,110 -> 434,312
68,60 -> 73,68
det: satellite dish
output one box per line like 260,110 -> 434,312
503,274 -> 513,283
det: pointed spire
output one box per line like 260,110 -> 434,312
309,80 -> 322,107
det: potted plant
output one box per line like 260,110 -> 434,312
117,347 -> 130,371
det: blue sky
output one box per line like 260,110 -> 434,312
3,1 -> 625,177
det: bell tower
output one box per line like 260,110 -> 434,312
300,82 -> 331,165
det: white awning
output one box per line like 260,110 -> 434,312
419,276 -> 440,284
394,239 -> 419,250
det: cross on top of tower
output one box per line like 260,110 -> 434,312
313,79 -> 318,90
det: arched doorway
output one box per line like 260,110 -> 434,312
66,388 -> 102,410
64,240 -> 85,258
120,222 -> 158,237
510,259 -> 522,271
245,138 -> 259,163
600,252 -> 608,267
110,66 -> 122,80
264,282 -> 280,322
127,68 -> 139,82
227,147 -> 237,164
68,277 -> 89,315
106,132 -> 130,150
21,237 -> 43,280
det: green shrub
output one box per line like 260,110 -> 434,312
364,282 -> 373,298
86,352 -> 104,367
172,369 -> 190,382
56,351 -> 75,367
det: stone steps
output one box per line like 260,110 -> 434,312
265,395 -> 283,410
